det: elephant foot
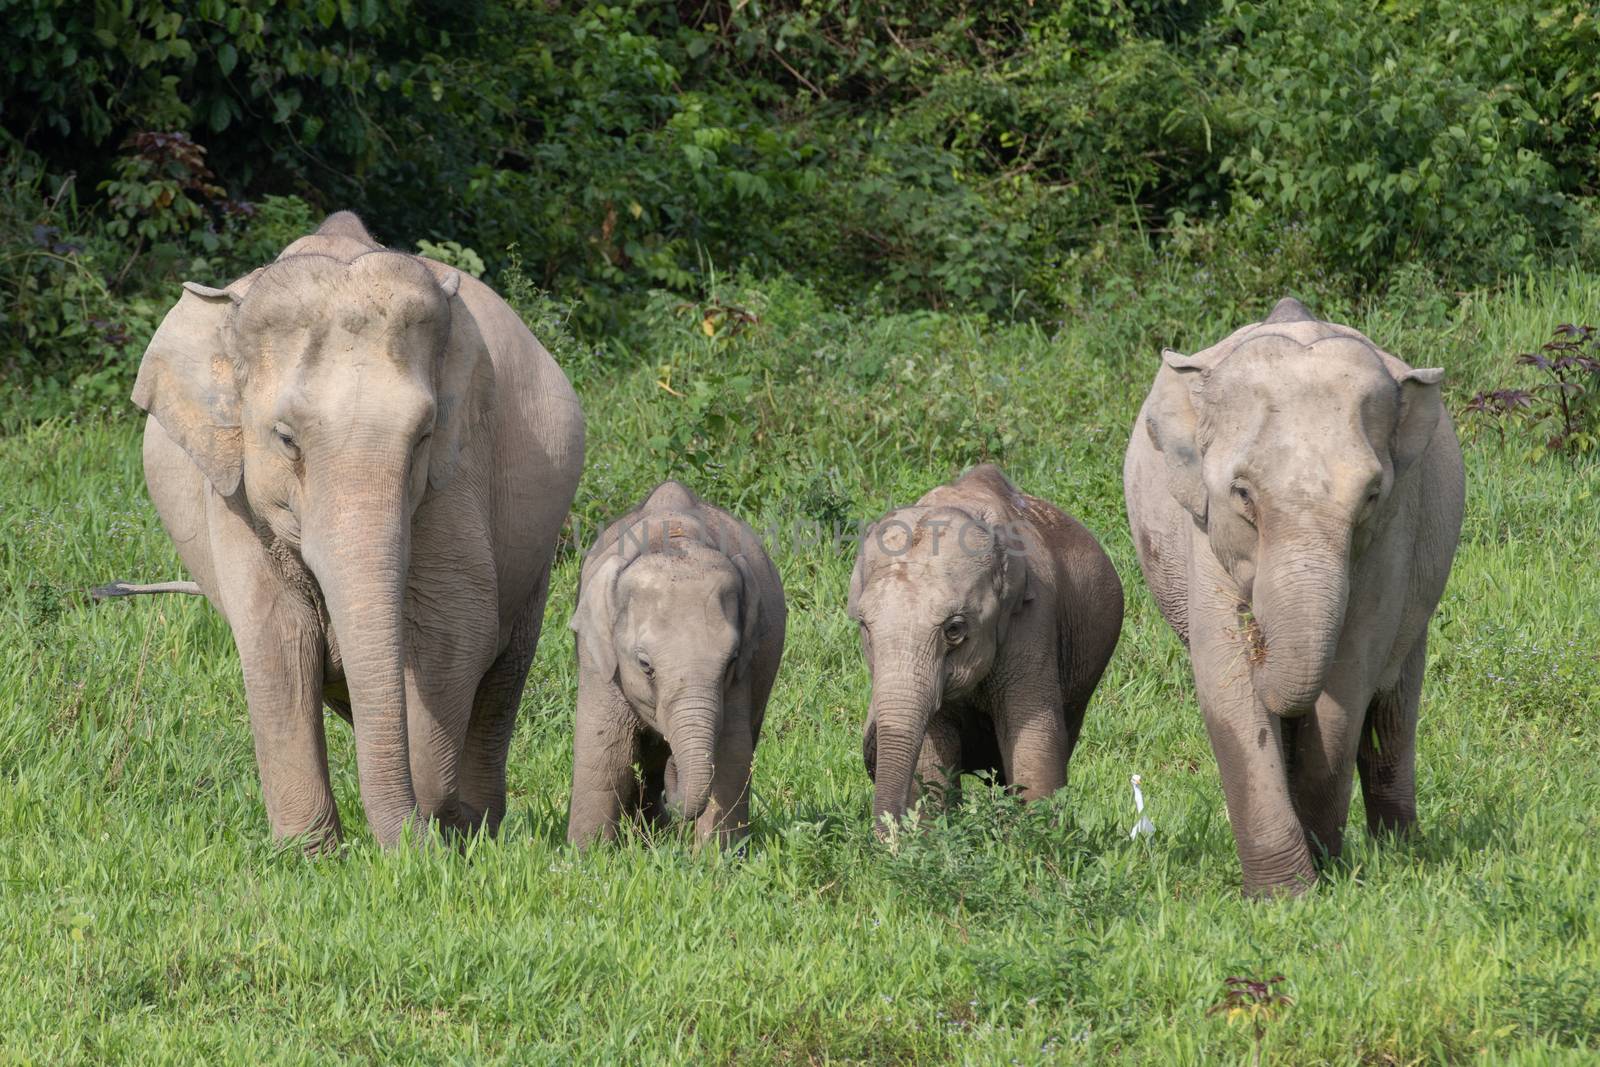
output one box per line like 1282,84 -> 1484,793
1239,839 -> 1318,899
1362,795 -> 1418,839
278,823 -> 343,858
1303,826 -> 1345,867
421,797 -> 489,845
1242,872 -> 1317,900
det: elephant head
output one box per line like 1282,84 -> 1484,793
130,214 -> 488,839
848,504 -> 1031,830
1143,299 -> 1444,717
573,529 -> 765,821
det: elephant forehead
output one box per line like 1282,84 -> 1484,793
867,506 -> 991,558
236,253 -> 447,339
860,555 -> 993,616
1208,342 -> 1399,431
626,571 -> 741,649
622,550 -> 740,601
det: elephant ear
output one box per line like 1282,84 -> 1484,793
429,266 -> 490,492
730,551 -> 766,680
131,279 -> 250,496
846,523 -> 873,621
1144,348 -> 1209,522
569,553 -> 628,680
966,501 -> 1032,614
1393,367 -> 1444,474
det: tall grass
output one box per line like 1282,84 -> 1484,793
1,270 -> 1596,1062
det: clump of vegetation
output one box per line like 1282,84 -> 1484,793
1209,974 -> 1295,1067
1468,324 -> 1600,458
1236,603 -> 1268,667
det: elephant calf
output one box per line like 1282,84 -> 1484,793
849,465 -> 1123,832
567,481 -> 786,847
1124,298 -> 1464,897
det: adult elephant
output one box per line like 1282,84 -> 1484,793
1124,297 -> 1463,897
128,212 -> 584,850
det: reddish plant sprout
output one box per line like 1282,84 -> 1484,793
1469,323 -> 1600,457
1209,974 -> 1294,1066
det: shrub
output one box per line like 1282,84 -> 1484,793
1468,323 -> 1600,458
0,139 -> 319,426
1213,0 -> 1596,283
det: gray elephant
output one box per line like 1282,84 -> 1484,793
567,481 -> 786,848
127,212 -> 584,849
849,465 -> 1123,833
1124,298 -> 1464,896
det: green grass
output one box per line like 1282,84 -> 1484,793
2,269 -> 1598,1064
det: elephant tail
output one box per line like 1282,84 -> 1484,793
90,579 -> 204,603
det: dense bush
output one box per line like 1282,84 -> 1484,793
1214,0 -> 1600,282
3,0 -> 1598,417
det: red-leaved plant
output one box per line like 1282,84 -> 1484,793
1209,974 -> 1294,1066
1468,324 -> 1600,458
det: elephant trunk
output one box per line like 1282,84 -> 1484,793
1249,528 -> 1350,718
664,683 -> 723,821
302,456 -> 416,846
866,641 -> 942,835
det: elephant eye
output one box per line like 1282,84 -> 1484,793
272,422 -> 300,460
636,652 -> 654,679
1360,487 -> 1382,522
942,616 -> 967,645
1230,483 -> 1255,522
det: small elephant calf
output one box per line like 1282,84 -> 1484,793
567,481 -> 786,847
849,465 -> 1123,832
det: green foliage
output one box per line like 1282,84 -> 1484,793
415,239 -> 485,279
4,0 -> 1600,418
205,193 -> 321,278
99,132 -> 225,246
0,151 -> 158,425
1214,0 -> 1599,282
0,0 -> 451,180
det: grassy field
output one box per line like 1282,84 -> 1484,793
2,268 -> 1598,1063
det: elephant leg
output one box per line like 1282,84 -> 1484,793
1287,664 -> 1374,863
912,708 -> 964,812
238,619 -> 342,852
1358,636 -> 1425,838
1201,702 -> 1315,897
1190,556 -> 1316,897
400,559 -> 502,837
458,565 -> 551,834
206,491 -> 341,852
993,690 -> 1069,802
402,664 -> 489,838
567,679 -> 639,847
695,695 -> 756,847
